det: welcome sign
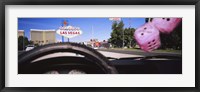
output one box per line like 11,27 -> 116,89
56,25 -> 83,38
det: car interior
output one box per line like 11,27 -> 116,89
18,42 -> 182,74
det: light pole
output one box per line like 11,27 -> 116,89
122,30 -> 124,48
129,18 -> 132,48
23,31 -> 25,50
91,25 -> 94,48
92,25 -> 94,40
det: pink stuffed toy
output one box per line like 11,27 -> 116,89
152,18 -> 182,33
134,22 -> 161,52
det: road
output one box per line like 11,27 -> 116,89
19,49 -> 181,57
19,48 -> 181,62
98,49 -> 181,57
99,50 -> 143,58
27,50 -> 143,62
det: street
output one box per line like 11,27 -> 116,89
28,50 -> 143,62
98,50 -> 143,58
19,48 -> 181,62
98,49 -> 181,57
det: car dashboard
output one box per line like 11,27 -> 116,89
19,54 -> 182,74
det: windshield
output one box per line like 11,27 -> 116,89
18,17 -> 182,74
18,17 -> 182,59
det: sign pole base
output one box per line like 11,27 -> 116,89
62,36 -> 64,42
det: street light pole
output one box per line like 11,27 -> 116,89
122,30 -> 124,48
129,18 -> 132,48
23,31 -> 25,50
92,25 -> 94,40
92,25 -> 94,48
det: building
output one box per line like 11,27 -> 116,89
83,39 -> 110,48
18,30 -> 24,37
30,29 -> 56,45
84,39 -> 98,47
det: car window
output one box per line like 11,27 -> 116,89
18,18 -> 181,59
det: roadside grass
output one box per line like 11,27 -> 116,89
108,47 -> 181,53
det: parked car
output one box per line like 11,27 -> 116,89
25,45 -> 35,51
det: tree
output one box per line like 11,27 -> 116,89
109,21 -> 124,48
109,21 -> 137,48
18,36 -> 29,50
124,28 -> 136,48
159,22 -> 182,50
145,18 -> 182,50
29,40 -> 34,45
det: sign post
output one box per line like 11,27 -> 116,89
62,36 -> 64,42
56,20 -> 82,42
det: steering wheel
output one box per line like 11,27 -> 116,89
18,43 -> 118,74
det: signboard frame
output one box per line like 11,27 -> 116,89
0,0 -> 199,91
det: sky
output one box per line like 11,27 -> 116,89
18,18 -> 145,42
